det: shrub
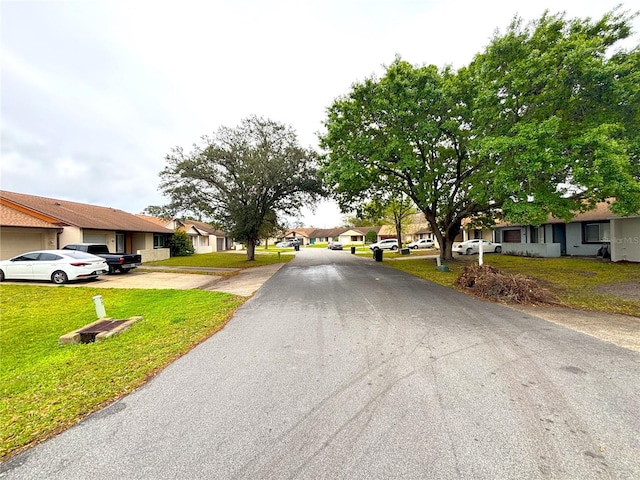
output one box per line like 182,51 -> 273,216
365,230 -> 378,244
455,264 -> 556,304
168,231 -> 195,256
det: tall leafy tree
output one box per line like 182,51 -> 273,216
320,59 -> 490,260
470,9 -> 640,224
155,116 -> 323,260
320,10 -> 640,261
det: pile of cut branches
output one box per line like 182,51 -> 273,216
455,264 -> 556,305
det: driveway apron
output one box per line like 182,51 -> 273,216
2,249 -> 639,479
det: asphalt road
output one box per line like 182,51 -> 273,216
2,249 -> 639,479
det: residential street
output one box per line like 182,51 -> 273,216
2,248 -> 639,479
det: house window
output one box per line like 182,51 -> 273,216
503,229 -> 522,243
530,226 -> 543,243
583,222 -> 610,243
116,233 -> 125,253
154,234 -> 166,248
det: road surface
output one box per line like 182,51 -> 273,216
2,248 -> 639,479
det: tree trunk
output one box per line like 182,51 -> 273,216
394,215 -> 403,248
246,240 -> 256,261
425,216 -> 458,262
439,237 -> 455,261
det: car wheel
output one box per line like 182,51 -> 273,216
391,245 -> 398,251
495,246 -> 502,253
412,246 -> 418,249
0,269 -> 4,282
51,270 -> 68,284
108,265 -> 117,274
466,248 -> 473,255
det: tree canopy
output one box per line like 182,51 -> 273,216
319,9 -> 640,260
154,116 -> 323,260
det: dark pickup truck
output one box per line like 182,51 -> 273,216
62,243 -> 142,274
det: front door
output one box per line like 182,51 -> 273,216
553,224 -> 567,255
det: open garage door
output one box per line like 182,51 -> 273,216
1,230 -> 46,260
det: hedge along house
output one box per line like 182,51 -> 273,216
0,190 -> 172,262
492,201 -> 640,262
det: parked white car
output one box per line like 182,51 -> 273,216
369,239 -> 399,251
454,239 -> 502,255
407,239 -> 435,249
0,250 -> 108,284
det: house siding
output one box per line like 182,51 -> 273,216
610,217 -> 640,262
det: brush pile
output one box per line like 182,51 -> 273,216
455,264 -> 556,305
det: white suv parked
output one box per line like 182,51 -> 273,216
369,239 -> 399,251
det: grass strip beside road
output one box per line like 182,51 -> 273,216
146,251 -> 294,269
0,285 -> 244,461
387,255 -> 640,316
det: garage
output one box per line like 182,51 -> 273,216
0,228 -> 48,260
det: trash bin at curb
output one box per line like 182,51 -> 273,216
351,246 -> 356,254
374,249 -> 383,262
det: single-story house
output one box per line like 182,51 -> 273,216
182,219 -> 231,253
299,227 -> 380,245
493,201 -> 640,262
282,228 -> 318,246
0,190 -> 172,262
138,215 -> 232,253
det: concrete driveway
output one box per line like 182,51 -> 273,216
3,248 -> 638,479
2,264 -> 285,297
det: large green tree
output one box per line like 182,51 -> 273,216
320,59 -> 490,260
154,116 -> 323,260
470,9 -> 640,224
320,10 -> 640,261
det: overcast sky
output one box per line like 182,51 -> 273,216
2,0 -> 639,228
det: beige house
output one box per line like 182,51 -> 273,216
0,190 -> 171,262
138,216 -> 231,253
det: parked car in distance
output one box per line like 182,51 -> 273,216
276,241 -> 293,248
328,241 -> 343,250
0,250 -> 108,284
369,239 -> 399,251
407,239 -> 435,249
454,239 -> 502,255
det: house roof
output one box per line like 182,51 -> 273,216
183,219 -> 229,236
0,203 -> 63,229
136,214 -> 173,229
0,190 -> 170,234
285,228 -> 317,237
494,200 -> 623,227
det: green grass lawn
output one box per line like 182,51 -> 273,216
386,254 -> 640,316
0,285 -> 244,461
146,251 -> 294,268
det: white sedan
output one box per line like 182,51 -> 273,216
454,239 -> 502,255
0,250 -> 108,284
407,239 -> 435,249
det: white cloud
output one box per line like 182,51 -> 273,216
1,0 -> 638,224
